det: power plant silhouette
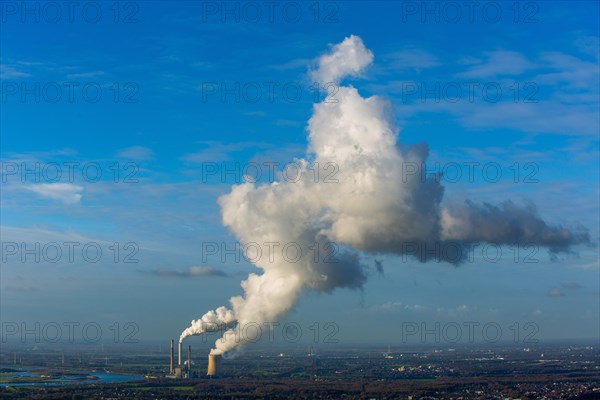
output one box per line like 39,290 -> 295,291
166,339 -> 220,378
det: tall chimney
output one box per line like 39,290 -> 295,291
187,345 -> 191,370
170,339 -> 174,374
207,354 -> 221,376
178,341 -> 182,367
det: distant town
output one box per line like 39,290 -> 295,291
1,342 -> 598,399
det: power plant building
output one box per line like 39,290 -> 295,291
167,339 -> 193,379
166,339 -> 222,378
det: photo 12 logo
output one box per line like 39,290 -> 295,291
1,161 -> 140,184
198,161 -> 339,184
401,161 -> 540,184
199,1 -> 340,23
1,241 -> 140,264
1,1 -> 140,23
1,321 -> 140,344
398,241 -> 540,264
400,1 -> 540,24
0,82 -> 139,104
200,241 -> 340,264
200,81 -> 340,104
400,321 -> 539,343
399,81 -> 539,104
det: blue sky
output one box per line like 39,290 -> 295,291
1,1 -> 598,347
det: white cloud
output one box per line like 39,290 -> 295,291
385,49 -> 439,72
396,98 -> 599,137
534,52 -> 599,90
269,57 -> 312,71
0,226 -> 92,244
27,183 -> 83,204
310,35 -> 374,84
243,111 -> 267,117
404,304 -> 429,312
274,119 -> 301,127
181,141 -> 269,163
437,305 -> 475,317
369,301 -> 403,311
568,260 -> 600,270
148,265 -> 228,278
180,36 -> 591,355
0,64 -> 31,79
116,146 -> 154,161
374,44 -> 599,137
575,35 -> 600,60
66,70 -> 105,79
546,288 -> 565,297
455,50 -> 535,78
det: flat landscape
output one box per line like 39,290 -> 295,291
1,343 -> 598,399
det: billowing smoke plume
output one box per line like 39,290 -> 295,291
180,35 -> 589,353
179,306 -> 235,343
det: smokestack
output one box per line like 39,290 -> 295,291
187,345 -> 191,370
170,339 -> 174,374
207,354 -> 221,376
178,342 -> 182,367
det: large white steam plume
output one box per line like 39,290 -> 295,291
180,35 -> 588,354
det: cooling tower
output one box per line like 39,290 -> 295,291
207,354 -> 221,376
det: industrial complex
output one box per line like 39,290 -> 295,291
166,339 -> 221,378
